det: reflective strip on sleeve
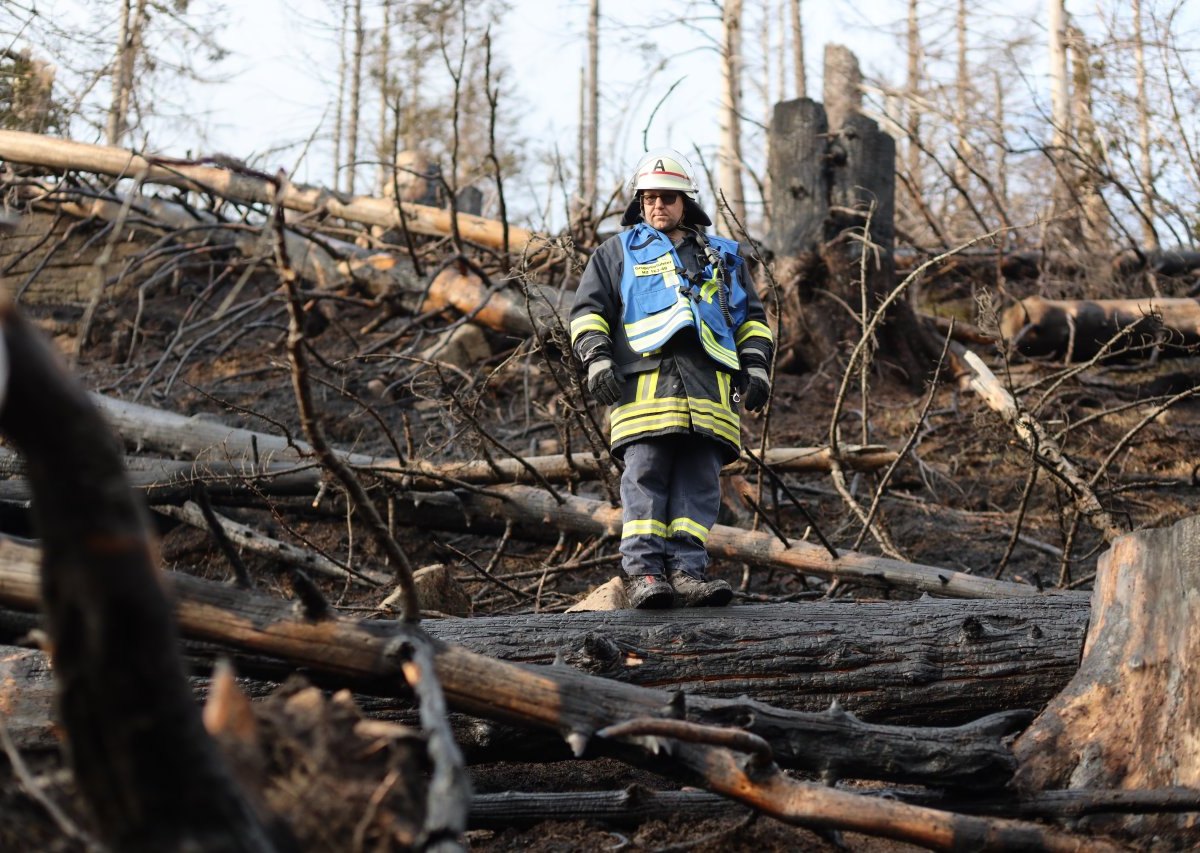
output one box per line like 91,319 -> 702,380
735,319 -> 773,346
570,313 -> 610,343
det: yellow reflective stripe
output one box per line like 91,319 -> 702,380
612,413 -> 691,443
687,396 -> 737,423
735,320 -> 773,346
635,369 -> 659,402
610,395 -> 739,444
689,411 -> 740,443
570,313 -> 610,342
700,278 -> 719,304
622,519 -> 668,539
669,517 -> 710,543
699,322 -> 740,369
718,371 -> 731,406
611,396 -> 689,423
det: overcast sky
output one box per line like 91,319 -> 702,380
20,0 -> 1193,230
187,0 -> 900,189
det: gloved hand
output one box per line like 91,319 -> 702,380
742,366 -> 770,412
586,357 -> 621,405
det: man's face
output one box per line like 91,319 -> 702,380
641,190 -> 685,233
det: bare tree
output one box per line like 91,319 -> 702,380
345,0 -> 365,196
584,0 -> 599,220
105,0 -> 147,145
374,0 -> 393,196
1048,0 -> 1072,222
905,0 -> 921,197
719,0 -> 747,227
1132,0 -> 1158,250
790,0 -> 806,99
1068,25 -> 1108,251
953,0 -> 971,190
332,0 -> 348,191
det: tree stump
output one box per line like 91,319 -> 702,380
1013,513 -> 1200,840
767,47 -> 940,387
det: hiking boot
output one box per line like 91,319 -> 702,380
624,574 -> 675,609
668,570 -> 733,607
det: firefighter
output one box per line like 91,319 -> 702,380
570,148 -> 774,608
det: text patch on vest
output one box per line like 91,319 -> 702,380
633,255 -> 679,287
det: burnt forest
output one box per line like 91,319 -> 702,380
3,6 -> 1200,852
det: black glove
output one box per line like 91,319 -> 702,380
586,357 -> 621,405
742,365 -> 770,412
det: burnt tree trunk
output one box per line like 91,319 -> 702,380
0,300 -> 282,851
767,48 -> 941,387
1013,514 -> 1200,842
0,546 -> 1046,791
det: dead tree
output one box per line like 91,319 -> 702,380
0,129 -> 541,255
767,47 -> 942,387
0,532 -> 1087,726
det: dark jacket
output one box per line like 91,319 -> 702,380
570,225 -> 773,462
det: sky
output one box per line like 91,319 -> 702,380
20,0 -> 1184,231
180,0 -> 907,209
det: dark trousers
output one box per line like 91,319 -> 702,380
618,434 -> 724,579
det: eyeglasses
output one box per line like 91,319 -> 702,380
641,191 -> 680,207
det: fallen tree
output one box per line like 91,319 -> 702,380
80,394 -> 898,483
71,393 -> 1033,599
0,558 -> 1036,792
0,129 -> 543,256
0,532 -> 1087,723
999,295 -> 1200,362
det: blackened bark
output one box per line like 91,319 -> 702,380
0,302 -> 282,851
768,97 -> 942,387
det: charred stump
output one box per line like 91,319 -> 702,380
767,47 -> 941,387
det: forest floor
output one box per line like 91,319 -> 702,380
5,248 -> 1200,851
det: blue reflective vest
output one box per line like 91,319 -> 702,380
617,225 -> 750,371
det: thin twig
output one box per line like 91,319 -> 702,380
0,719 -> 100,850
270,169 -> 421,622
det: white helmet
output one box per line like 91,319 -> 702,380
630,148 -> 700,199
622,147 -> 712,227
